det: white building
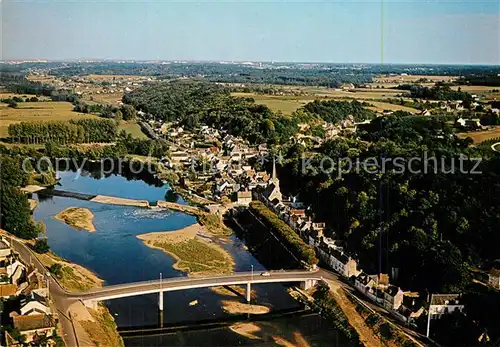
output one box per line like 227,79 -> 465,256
428,294 -> 464,319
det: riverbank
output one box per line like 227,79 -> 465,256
137,223 -> 235,277
78,303 -> 125,347
54,207 -> 96,232
34,251 -> 124,346
37,251 -> 103,291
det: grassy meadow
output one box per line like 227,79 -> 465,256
118,122 -> 149,139
456,126 -> 500,143
0,100 -> 99,138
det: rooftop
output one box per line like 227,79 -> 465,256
430,294 -> 462,306
0,284 -> 17,297
13,314 -> 54,332
489,268 -> 500,277
0,238 -> 10,250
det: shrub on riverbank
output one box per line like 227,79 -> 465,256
249,201 -> 317,265
80,304 -> 124,347
304,282 -> 362,346
347,293 -> 419,347
198,213 -> 232,236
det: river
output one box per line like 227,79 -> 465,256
33,169 -> 351,346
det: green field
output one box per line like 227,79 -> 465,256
118,122 -> 148,139
232,92 -> 315,115
0,101 -> 99,138
366,101 -> 419,113
231,89 -> 415,116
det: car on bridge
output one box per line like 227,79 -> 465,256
260,271 -> 271,277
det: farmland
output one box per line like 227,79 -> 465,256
231,86 -> 413,116
365,101 -> 419,113
0,100 -> 98,137
456,126 -> 500,143
118,122 -> 148,139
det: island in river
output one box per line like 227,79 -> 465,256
137,222 -> 273,315
136,222 -> 235,277
55,207 -> 96,232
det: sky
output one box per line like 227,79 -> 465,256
2,0 -> 499,64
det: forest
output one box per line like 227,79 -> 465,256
396,84 -> 473,101
8,118 -> 118,144
302,100 -> 376,123
123,81 -> 300,144
277,114 -> 499,295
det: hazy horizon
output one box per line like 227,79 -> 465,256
2,1 -> 499,65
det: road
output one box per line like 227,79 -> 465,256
317,268 -> 432,347
8,233 -> 431,347
69,270 -> 321,302
492,142 -> 500,152
8,234 -> 319,346
10,238 -> 79,347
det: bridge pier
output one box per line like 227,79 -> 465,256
83,300 -> 98,310
300,279 -> 317,290
246,282 -> 251,303
158,291 -> 164,311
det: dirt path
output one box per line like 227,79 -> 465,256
326,282 -> 384,347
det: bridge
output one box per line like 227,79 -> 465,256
69,270 -> 322,311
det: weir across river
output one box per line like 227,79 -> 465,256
35,187 -> 203,215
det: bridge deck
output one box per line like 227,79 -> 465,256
69,271 -> 321,302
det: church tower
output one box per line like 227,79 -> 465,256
271,158 -> 280,186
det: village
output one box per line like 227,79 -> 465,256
0,236 -> 59,345
136,115 -> 500,340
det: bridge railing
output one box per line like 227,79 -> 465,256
75,269 -> 318,294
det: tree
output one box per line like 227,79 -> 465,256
114,110 -> 123,124
49,263 -> 63,278
33,239 -> 50,254
7,99 -> 18,108
120,104 -> 137,121
0,186 -> 38,239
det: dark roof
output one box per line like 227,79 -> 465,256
262,183 -> 278,199
13,314 -> 54,332
0,239 -> 10,250
329,247 -> 350,264
356,272 -> 375,286
430,294 -> 461,306
489,268 -> 500,277
385,285 -> 401,297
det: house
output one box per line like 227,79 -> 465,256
354,272 -> 383,303
0,283 -> 17,298
170,151 -> 190,164
355,272 -> 377,294
456,117 -> 467,127
10,314 -> 56,345
317,242 -> 359,278
428,294 -> 464,320
20,292 -> 51,316
7,292 -> 55,345
236,190 -> 252,206
0,237 -> 12,261
396,304 -> 424,325
419,109 -> 432,116
488,268 -> 500,289
383,285 -> 404,311
7,261 -> 26,285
